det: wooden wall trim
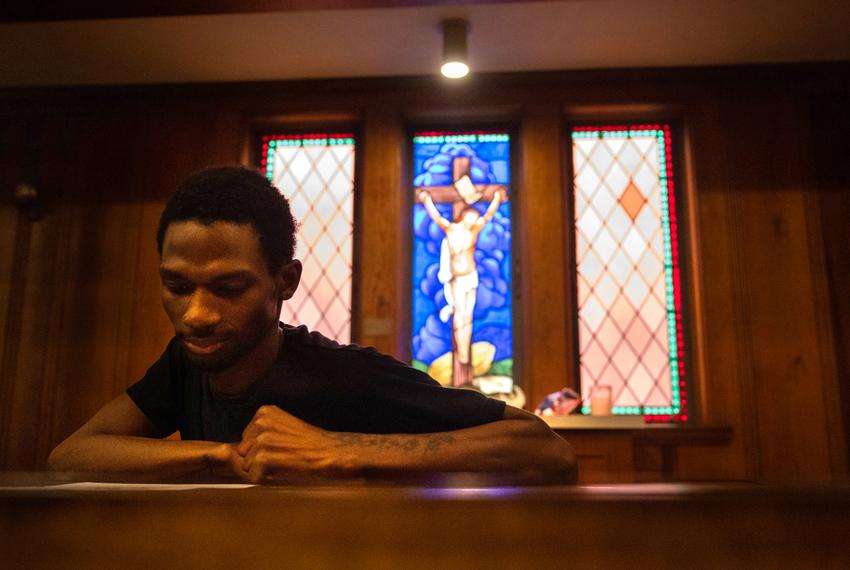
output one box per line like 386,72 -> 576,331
811,93 -> 850,479
357,100 -> 406,358
3,62 -> 847,106
518,102 -> 571,410
0,210 -> 27,467
680,117 -> 710,423
673,100 -> 750,481
0,114 -> 30,467
2,0 -> 537,23
798,102 -> 849,481
109,192 -> 145,399
731,95 -> 836,483
34,205 -> 74,464
804,189 -> 849,480
724,162 -> 762,483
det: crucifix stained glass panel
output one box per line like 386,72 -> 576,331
262,133 -> 355,343
411,131 -> 520,406
572,125 -> 687,422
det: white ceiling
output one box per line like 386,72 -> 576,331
1,0 -> 848,87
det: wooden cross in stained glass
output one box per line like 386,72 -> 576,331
417,157 -> 506,219
415,156 -> 508,386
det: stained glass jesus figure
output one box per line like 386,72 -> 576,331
418,182 -> 505,386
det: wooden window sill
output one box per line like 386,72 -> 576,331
543,416 -> 733,481
544,415 -> 733,446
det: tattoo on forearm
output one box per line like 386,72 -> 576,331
425,434 -> 454,454
328,432 -> 455,455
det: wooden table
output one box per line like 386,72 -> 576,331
1,473 -> 849,568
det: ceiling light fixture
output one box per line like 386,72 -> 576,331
441,18 -> 469,79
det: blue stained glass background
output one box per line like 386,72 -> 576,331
411,137 -> 512,373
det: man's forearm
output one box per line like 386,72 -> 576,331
236,406 -> 576,484
323,419 -> 576,484
47,435 -> 232,479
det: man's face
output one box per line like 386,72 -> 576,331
159,220 -> 299,372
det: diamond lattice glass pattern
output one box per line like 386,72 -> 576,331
572,126 -> 687,422
262,134 -> 355,342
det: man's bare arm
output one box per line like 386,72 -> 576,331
477,188 -> 504,227
46,393 -> 239,478
418,190 -> 451,231
236,404 -> 577,484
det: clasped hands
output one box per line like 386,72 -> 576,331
208,405 -> 351,483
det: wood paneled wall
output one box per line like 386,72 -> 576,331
1,64 -> 847,482
811,93 -> 850,473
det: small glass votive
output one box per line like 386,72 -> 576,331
590,385 -> 613,416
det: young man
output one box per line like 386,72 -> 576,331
48,167 -> 577,484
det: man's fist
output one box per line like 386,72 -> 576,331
236,405 -> 343,482
202,442 -> 246,479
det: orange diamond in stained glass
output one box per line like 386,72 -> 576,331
618,179 -> 646,222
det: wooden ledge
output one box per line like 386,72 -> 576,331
544,415 -> 645,430
631,425 -> 733,447
544,416 -> 733,447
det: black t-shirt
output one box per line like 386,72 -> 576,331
126,324 -> 505,442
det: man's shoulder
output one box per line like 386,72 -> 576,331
282,323 -> 346,351
282,324 -> 387,360
280,324 -> 431,381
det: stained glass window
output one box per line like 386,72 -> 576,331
572,125 -> 687,422
411,131 -> 520,406
262,133 -> 355,342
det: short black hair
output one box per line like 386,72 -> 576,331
157,166 -> 298,273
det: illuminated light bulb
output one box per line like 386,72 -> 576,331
441,61 -> 469,79
440,19 -> 469,79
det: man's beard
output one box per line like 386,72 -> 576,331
183,338 -> 251,372
181,318 -> 277,373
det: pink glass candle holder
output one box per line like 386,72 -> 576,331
590,385 -> 613,416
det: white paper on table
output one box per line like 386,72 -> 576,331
0,482 -> 255,492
